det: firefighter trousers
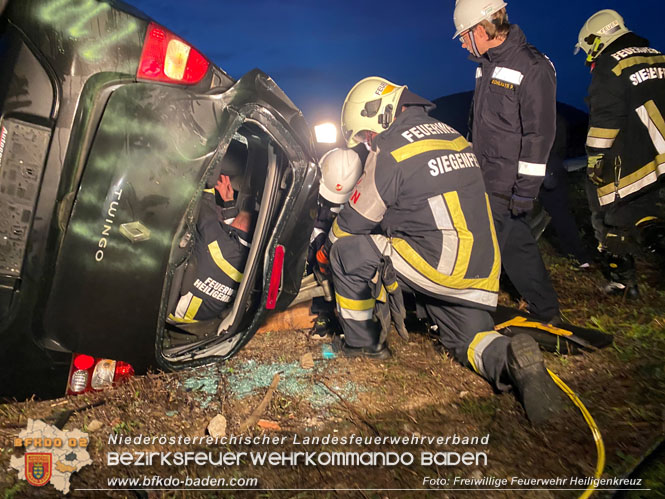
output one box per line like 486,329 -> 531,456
490,195 -> 560,321
586,180 -> 664,256
330,234 -> 511,391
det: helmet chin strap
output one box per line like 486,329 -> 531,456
468,29 -> 482,57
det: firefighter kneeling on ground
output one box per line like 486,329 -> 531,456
316,76 -> 563,425
575,9 -> 665,298
307,147 -> 364,336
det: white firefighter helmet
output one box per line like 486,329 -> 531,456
453,0 -> 507,39
318,148 -> 363,204
574,9 -> 630,62
341,76 -> 406,148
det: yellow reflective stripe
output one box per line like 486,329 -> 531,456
331,219 -> 351,240
597,153 -> 665,197
635,216 -> 658,227
386,280 -> 399,293
374,286 -> 387,303
335,292 -> 375,311
391,194 -> 499,292
443,192 -> 473,280
612,55 -> 665,76
467,331 -> 499,375
203,188 -> 215,194
391,239 -> 498,292
493,316 -> 572,337
208,240 -> 243,283
184,296 -> 202,321
390,137 -> 469,163
168,313 -> 198,324
588,127 -> 619,139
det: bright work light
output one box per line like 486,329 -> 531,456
314,123 -> 337,144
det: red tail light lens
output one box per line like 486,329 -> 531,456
266,244 -> 285,309
66,354 -> 134,396
73,354 -> 94,370
137,22 -> 210,85
115,361 -> 134,379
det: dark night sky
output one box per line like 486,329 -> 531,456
128,0 -> 665,130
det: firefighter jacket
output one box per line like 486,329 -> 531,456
329,106 -> 501,310
585,33 -> 665,207
469,25 -> 556,201
174,191 -> 250,322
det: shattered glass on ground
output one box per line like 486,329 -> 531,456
226,359 -> 363,408
180,365 -> 220,408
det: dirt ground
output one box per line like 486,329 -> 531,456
2,182 -> 665,498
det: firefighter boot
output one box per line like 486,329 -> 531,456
638,219 -> 665,269
310,311 -> 340,339
331,334 -> 392,360
507,334 -> 563,426
602,253 -> 639,299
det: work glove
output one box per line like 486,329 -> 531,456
370,257 -> 409,345
509,194 -> 534,217
315,245 -> 330,276
587,154 -> 605,186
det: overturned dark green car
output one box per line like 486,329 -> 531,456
0,0 -> 319,398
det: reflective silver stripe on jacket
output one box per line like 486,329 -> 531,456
492,66 -> 524,85
586,127 -> 619,150
598,154 -> 665,206
427,194 -> 456,275
348,150 -> 386,223
636,101 -> 665,154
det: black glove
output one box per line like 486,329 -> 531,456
587,154 -> 605,186
509,194 -> 534,217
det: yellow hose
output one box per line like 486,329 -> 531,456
547,369 -> 605,499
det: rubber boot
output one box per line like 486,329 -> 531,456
602,253 -> 639,299
310,312 -> 340,338
331,334 -> 392,360
639,220 -> 665,271
506,334 -> 563,426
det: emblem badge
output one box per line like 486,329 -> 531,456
25,453 -> 52,487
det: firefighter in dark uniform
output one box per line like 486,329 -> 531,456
172,174 -> 253,322
575,9 -> 665,297
307,148 -> 363,335
318,76 -> 562,425
453,0 -> 560,322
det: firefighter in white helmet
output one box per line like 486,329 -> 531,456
319,75 -> 562,425
307,148 -> 364,336
452,0 -> 560,324
575,9 -> 665,298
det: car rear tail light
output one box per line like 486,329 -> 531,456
66,354 -> 134,396
137,22 -> 209,85
266,244 -> 285,309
